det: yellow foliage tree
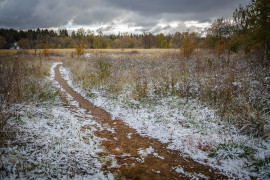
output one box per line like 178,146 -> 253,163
42,44 -> 50,56
76,41 -> 84,57
168,40 -> 173,48
181,32 -> 197,59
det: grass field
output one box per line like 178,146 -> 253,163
0,50 -> 269,179
0,48 -> 181,56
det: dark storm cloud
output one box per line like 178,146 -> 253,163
0,0 -> 39,28
116,0 -> 249,25
0,0 -> 249,30
0,0 -> 124,28
107,0 -> 246,16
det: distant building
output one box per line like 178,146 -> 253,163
10,42 -> 20,49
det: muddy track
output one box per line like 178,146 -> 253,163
54,64 -> 227,179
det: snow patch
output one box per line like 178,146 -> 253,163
57,64 -> 270,179
0,62 -> 115,179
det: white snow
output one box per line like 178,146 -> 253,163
138,146 -> 154,157
84,53 -> 93,58
127,133 -> 132,139
53,63 -> 270,179
153,152 -> 164,160
0,62 -> 115,179
174,166 -> 211,179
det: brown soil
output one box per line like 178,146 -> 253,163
54,64 -> 227,179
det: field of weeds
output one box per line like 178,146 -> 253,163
0,54 -> 113,179
65,50 -> 270,138
0,50 -> 269,179
63,50 -> 270,177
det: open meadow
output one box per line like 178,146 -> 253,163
0,48 -> 180,56
1,0 -> 269,179
0,48 -> 269,179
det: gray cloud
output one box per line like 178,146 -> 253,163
151,25 -> 173,34
96,25 -> 115,33
0,0 -> 249,33
0,0 -> 124,28
107,0 -> 249,23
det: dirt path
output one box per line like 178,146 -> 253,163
54,64 -> 227,179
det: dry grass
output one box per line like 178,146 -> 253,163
0,55 -> 56,147
63,50 -> 269,138
0,50 -> 268,141
0,51 -> 269,178
0,48 -> 180,56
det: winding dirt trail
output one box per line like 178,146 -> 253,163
54,64 -> 227,179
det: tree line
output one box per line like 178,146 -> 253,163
0,0 -> 268,62
0,27 -> 201,49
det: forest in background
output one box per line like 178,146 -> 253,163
1,0 -> 270,178
0,0 -> 269,63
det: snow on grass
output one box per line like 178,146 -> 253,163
59,64 -> 270,179
137,146 -> 164,161
138,146 -> 154,157
0,62 -> 114,179
153,152 -> 164,160
174,166 -> 209,179
127,133 -> 132,139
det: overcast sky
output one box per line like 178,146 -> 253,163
0,0 -> 249,34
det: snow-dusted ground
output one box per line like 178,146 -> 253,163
59,63 -> 270,179
0,62 -> 114,179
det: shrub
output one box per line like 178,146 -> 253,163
180,32 -> 197,59
42,45 -> 51,56
215,39 -> 225,58
76,42 -> 84,57
96,57 -> 111,81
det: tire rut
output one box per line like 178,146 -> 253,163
54,64 -> 227,179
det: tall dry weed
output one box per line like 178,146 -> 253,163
0,55 -> 52,146
64,50 -> 269,137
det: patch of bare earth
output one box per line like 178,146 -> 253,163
54,64 -> 227,179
